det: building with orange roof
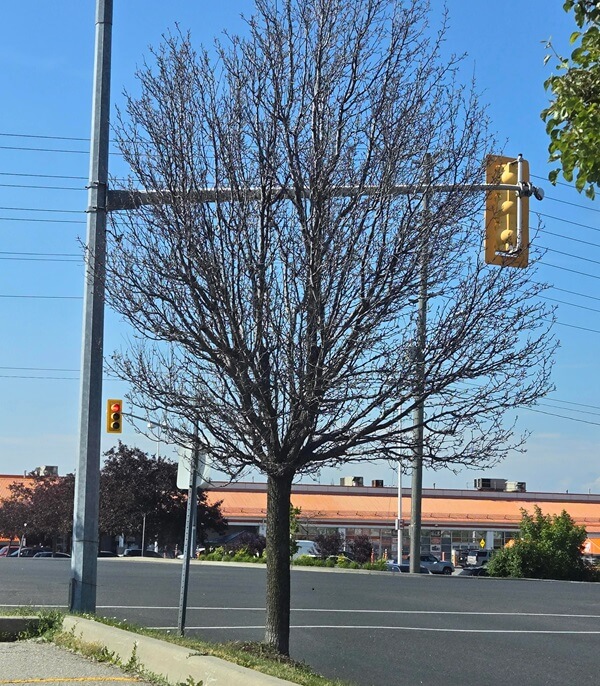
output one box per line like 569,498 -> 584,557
0,474 -> 35,502
204,478 -> 600,560
3,470 -> 600,559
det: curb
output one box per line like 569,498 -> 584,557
62,615 -> 295,686
0,616 -> 40,640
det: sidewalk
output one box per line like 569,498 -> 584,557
0,616 -> 296,686
0,640 -> 154,686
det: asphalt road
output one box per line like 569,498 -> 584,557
1,558 -> 598,686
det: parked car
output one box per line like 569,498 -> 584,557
98,550 -> 118,557
32,551 -> 70,558
458,565 -> 489,577
121,548 -> 162,558
8,547 -> 50,557
0,545 -> 20,557
410,554 -> 454,575
466,550 -> 493,567
292,540 -> 318,559
386,560 -> 430,574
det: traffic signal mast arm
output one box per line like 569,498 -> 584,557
106,153 -> 543,269
106,180 -> 542,208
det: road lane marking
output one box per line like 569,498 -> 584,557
147,624 -> 600,634
0,679 -> 138,684
3,604 -> 600,619
95,606 -> 600,619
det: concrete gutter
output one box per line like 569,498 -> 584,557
62,615 -> 295,686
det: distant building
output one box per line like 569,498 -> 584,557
2,471 -> 600,559
204,479 -> 600,560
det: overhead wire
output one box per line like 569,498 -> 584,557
0,171 -> 87,181
537,244 -> 600,266
527,407 -> 600,427
0,132 -> 89,142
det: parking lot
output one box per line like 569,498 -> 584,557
1,558 -> 598,685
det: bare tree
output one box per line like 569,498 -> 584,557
106,0 -> 554,654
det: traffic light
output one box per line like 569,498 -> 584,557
484,155 -> 529,268
106,399 -> 123,434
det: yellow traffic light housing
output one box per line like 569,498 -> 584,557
484,155 -> 529,268
106,399 -> 123,434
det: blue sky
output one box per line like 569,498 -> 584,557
0,1 -> 598,494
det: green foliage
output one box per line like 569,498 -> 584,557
224,532 -> 266,557
99,443 -> 227,548
487,505 -> 594,581
0,474 -> 75,545
289,505 -> 302,558
0,443 -> 227,552
542,0 -> 600,197
292,555 -> 326,567
361,560 -> 388,571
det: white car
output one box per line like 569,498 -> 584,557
407,554 -> 454,575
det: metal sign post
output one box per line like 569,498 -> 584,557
177,426 -> 200,636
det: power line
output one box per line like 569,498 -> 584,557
527,407 -> 600,427
0,256 -> 81,262
0,366 -> 79,372
538,212 -> 600,234
0,294 -> 82,300
0,132 -> 89,142
537,402 -> 600,418
543,194 -> 600,214
0,144 -> 122,156
540,296 -> 600,314
0,171 -> 87,181
0,217 -> 85,224
0,144 -> 88,155
552,320 -> 600,334
0,206 -> 84,215
0,182 -> 84,191
540,262 -> 600,281
531,174 -> 588,192
0,374 -> 80,380
0,251 -> 79,257
538,245 -> 600,267
541,284 -> 600,303
539,228 -> 600,249
544,397 -> 600,412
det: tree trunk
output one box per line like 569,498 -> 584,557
264,471 -> 293,655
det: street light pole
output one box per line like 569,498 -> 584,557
70,0 -> 113,613
409,155 -> 431,574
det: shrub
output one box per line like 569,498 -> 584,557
293,555 -> 326,567
362,559 -> 388,571
487,506 -> 593,581
224,532 -> 266,557
313,531 -> 343,559
349,535 -> 373,564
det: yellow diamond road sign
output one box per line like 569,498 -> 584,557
479,538 -> 486,549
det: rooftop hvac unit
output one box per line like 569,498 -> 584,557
340,476 -> 364,487
36,465 -> 58,476
371,479 -> 384,488
505,481 -> 527,492
474,478 -> 507,491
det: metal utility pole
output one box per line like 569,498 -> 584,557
70,0 -> 113,613
396,462 -> 403,562
177,425 -> 200,636
409,156 -> 431,574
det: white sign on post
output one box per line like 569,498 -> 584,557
177,446 -> 210,490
